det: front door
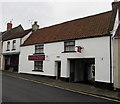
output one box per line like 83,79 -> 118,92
69,60 -> 75,82
56,61 -> 61,80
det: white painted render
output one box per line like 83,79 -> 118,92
21,31 -> 32,44
0,33 -> 2,69
2,31 -> 32,54
19,36 -> 111,83
2,38 -> 21,54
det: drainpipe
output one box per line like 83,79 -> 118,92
110,35 -> 112,83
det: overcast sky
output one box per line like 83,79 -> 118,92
0,0 -> 116,32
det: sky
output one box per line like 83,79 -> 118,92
0,0 -> 116,32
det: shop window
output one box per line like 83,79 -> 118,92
12,40 -> 16,50
35,44 -> 44,54
34,61 -> 43,72
6,41 -> 10,51
64,41 -> 75,52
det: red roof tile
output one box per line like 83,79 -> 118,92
22,11 -> 112,46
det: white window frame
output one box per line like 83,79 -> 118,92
35,44 -> 44,54
6,41 -> 10,51
64,41 -> 75,52
12,40 -> 16,50
34,61 -> 43,72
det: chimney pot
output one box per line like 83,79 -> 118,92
34,21 -> 37,24
112,1 -> 120,9
7,21 -> 12,30
112,1 -> 120,21
32,21 -> 39,31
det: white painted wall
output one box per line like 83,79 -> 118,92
21,31 -> 32,44
19,45 -> 34,74
2,38 -> 21,54
19,36 -> 111,83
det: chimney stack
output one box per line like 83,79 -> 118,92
32,21 -> 39,31
112,0 -> 120,21
7,21 -> 12,30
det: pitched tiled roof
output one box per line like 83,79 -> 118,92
114,25 -> 120,39
2,25 -> 24,41
2,25 -> 32,41
5,29 -> 32,40
22,11 -> 112,46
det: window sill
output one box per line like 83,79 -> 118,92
33,53 -> 45,55
11,49 -> 16,51
6,49 -> 10,51
62,51 -> 76,53
32,70 -> 44,72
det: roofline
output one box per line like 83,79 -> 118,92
2,24 -> 23,34
37,10 -> 112,31
2,28 -> 32,41
21,34 -> 111,47
114,36 -> 120,39
108,8 -> 117,34
22,10 -> 112,46
3,37 -> 21,41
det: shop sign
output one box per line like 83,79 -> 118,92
28,55 -> 45,60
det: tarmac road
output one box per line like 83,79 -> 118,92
2,74 -> 118,103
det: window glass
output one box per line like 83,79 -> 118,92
12,40 -> 16,50
64,41 -> 75,52
7,41 -> 10,51
34,61 -> 43,71
35,45 -> 44,54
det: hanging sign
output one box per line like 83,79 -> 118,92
76,46 -> 84,53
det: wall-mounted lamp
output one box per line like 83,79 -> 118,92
56,56 -> 60,58
76,46 -> 84,53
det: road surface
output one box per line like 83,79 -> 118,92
2,73 -> 118,103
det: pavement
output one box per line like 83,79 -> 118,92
2,70 -> 120,101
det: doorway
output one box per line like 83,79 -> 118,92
55,61 -> 61,80
69,58 -> 95,84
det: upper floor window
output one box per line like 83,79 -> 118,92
6,41 -> 10,51
64,41 -> 75,52
12,40 -> 16,50
35,44 -> 44,54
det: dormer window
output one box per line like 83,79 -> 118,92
12,40 -> 16,50
35,44 -> 44,54
6,41 -> 10,51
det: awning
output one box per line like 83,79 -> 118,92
2,52 -> 20,55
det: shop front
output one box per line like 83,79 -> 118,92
3,53 -> 19,72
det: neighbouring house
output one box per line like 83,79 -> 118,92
1,21 -> 34,72
111,1 -> 120,90
0,32 -> 2,69
18,1 -> 119,89
113,2 -> 120,89
113,25 -> 120,90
